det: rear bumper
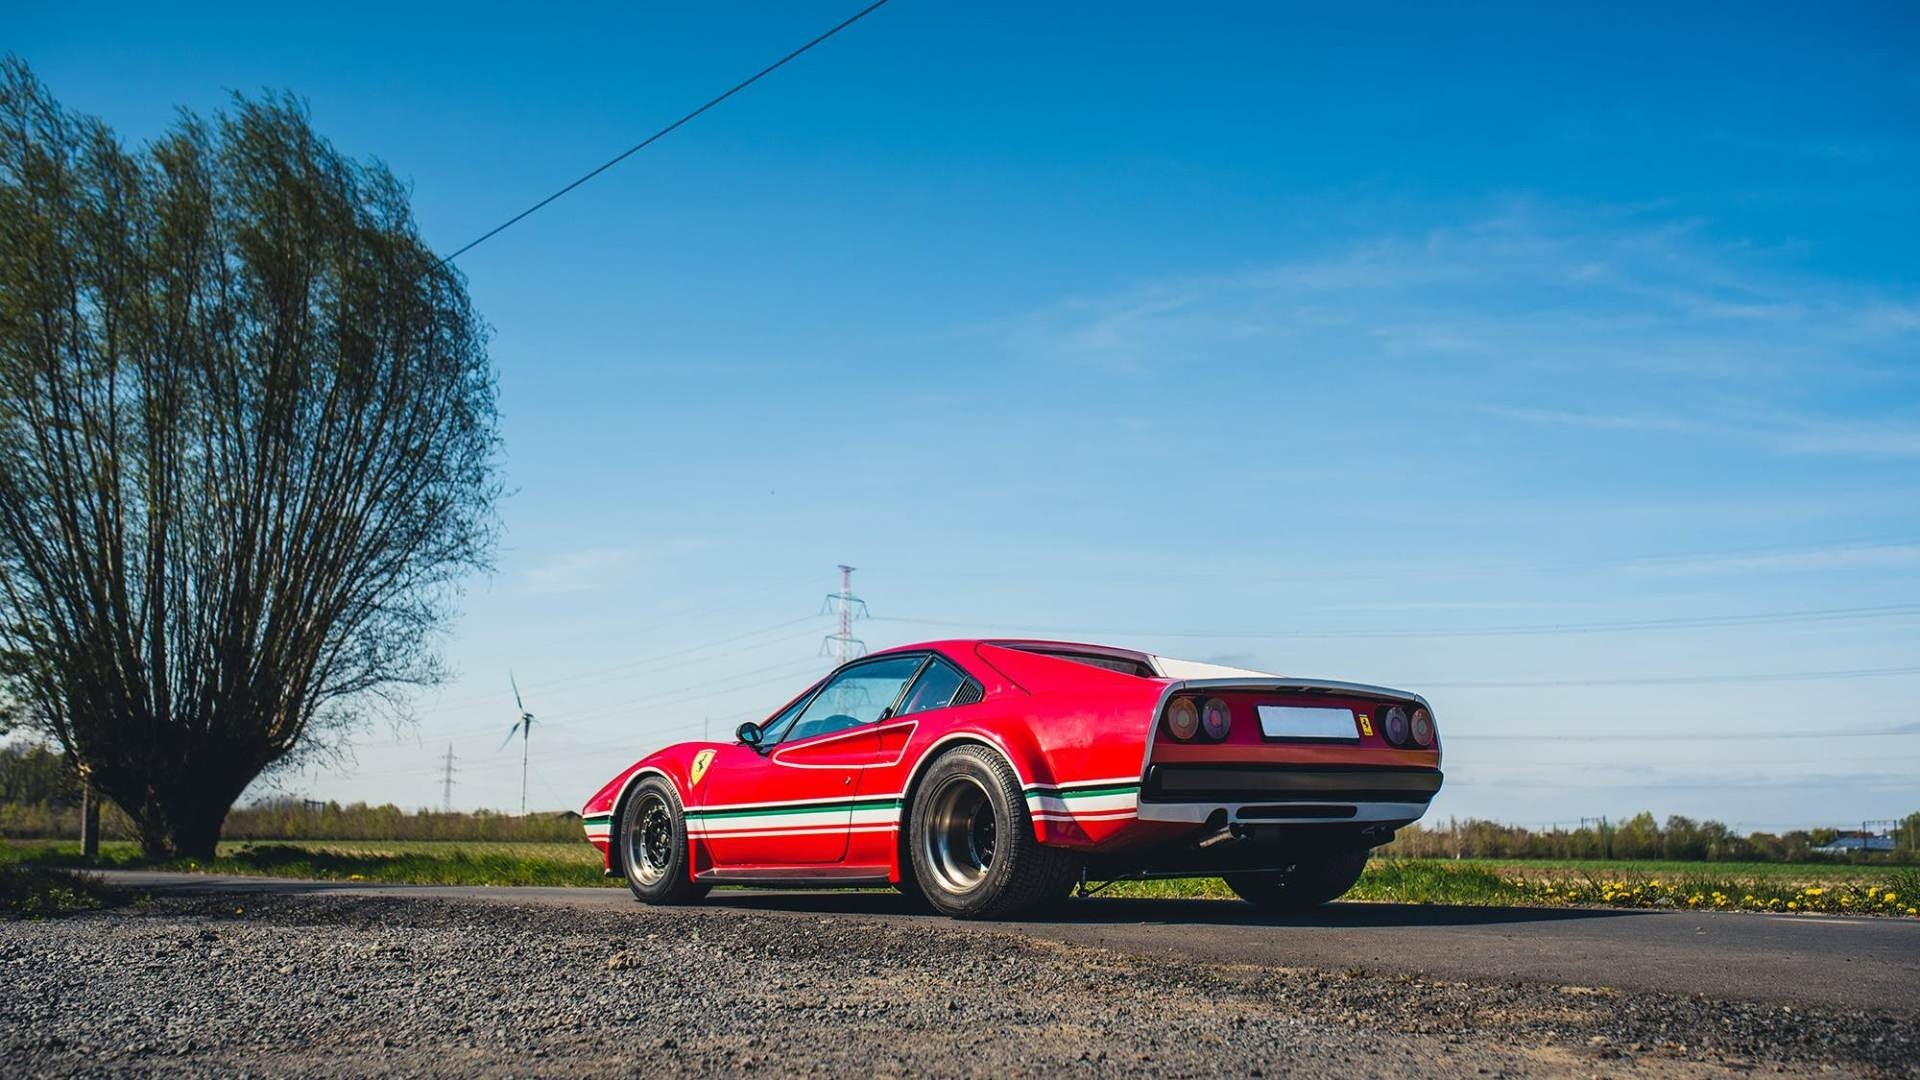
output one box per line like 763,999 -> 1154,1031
1135,764 -> 1442,826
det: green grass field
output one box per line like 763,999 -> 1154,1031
1444,857 -> 1906,883
4,840 -> 1914,916
2,839 -> 610,888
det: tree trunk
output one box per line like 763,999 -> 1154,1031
123,777 -> 234,860
134,797 -> 172,861
168,810 -> 226,862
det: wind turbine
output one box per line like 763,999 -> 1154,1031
501,672 -> 536,816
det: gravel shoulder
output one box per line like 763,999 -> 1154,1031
4,887 -> 1917,1078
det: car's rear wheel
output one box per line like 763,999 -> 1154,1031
1223,848 -> 1369,912
620,777 -> 709,905
908,745 -> 1077,919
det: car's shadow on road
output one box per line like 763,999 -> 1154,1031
700,889 -> 1640,928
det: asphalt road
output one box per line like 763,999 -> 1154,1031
102,871 -> 1920,1013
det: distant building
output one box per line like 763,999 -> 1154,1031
1811,834 -> 1895,854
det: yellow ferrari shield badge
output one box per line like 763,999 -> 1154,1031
1357,714 -> 1374,737
690,749 -> 715,787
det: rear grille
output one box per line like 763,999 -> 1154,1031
1142,764 -> 1442,805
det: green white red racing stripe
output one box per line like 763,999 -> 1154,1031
687,794 -> 903,839
1023,777 -> 1142,824
579,777 -> 1142,842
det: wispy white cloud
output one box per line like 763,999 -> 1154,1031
1007,205 -> 1918,395
1011,204 -> 1920,459
1776,424 -> 1920,458
521,546 -> 643,594
1480,403 -> 1920,460
1631,542 -> 1920,576
1477,404 -> 1716,436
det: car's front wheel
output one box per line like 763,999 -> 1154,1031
620,777 -> 709,905
908,745 -> 1077,919
1222,848 -> 1369,912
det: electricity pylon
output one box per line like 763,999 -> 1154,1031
821,564 -> 869,662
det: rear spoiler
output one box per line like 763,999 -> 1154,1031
1164,677 -> 1431,712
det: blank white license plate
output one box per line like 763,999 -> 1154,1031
1256,705 -> 1359,741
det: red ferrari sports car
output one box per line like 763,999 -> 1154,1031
581,639 -> 1442,918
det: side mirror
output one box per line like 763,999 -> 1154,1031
735,722 -> 763,747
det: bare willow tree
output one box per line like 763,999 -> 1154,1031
0,60 -> 498,858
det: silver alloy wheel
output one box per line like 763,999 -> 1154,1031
920,774 -> 998,894
627,792 -> 674,887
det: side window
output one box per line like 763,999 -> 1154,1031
779,655 -> 926,744
896,657 -> 979,717
757,680 -> 823,745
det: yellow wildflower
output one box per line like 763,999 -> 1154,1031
1884,892 -> 1898,903
1786,901 -> 1798,911
1805,887 -> 1824,897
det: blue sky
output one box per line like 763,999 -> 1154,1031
14,1 -> 1919,829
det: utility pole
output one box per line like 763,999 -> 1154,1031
1581,816 -> 1613,859
821,564 -> 869,662
1863,819 -> 1898,861
439,744 -> 459,813
77,764 -> 99,862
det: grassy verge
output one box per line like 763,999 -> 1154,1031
1108,859 -> 1920,916
1442,857 -> 1907,884
2,839 -> 610,888
0,862 -> 124,918
4,840 -> 1914,916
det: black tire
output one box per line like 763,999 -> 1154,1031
907,745 -> 1077,919
1223,848 -> 1369,913
619,777 -> 710,905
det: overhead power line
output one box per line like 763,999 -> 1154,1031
1425,665 -> 1920,689
420,614 -> 826,711
1454,753 -> 1920,766
1444,726 -> 1919,742
865,531 -> 1920,587
440,0 -> 895,263
871,600 -> 1920,641
405,655 -> 829,746
1443,772 -> 1912,791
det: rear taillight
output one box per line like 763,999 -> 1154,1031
1200,697 -> 1232,741
1410,707 -> 1435,748
1382,705 -> 1411,746
1165,697 -> 1200,741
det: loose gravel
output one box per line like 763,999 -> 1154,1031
2,892 -> 1914,1078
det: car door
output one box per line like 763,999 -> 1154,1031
858,653 -> 982,802
695,654 -> 927,868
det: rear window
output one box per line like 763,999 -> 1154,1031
1005,647 -> 1155,678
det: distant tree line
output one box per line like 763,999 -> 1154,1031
1382,811 -> 1920,864
5,741 -> 1915,858
0,743 -> 575,843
